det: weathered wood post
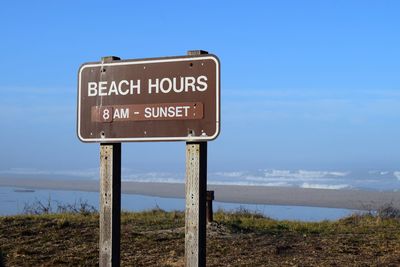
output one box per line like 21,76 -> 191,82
185,141 -> 207,267
99,56 -> 122,267
185,49 -> 209,267
99,143 -> 121,267
206,190 -> 214,223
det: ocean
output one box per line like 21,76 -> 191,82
121,169 -> 400,191
2,168 -> 398,191
1,167 -> 397,221
0,186 -> 358,221
1,167 -> 400,191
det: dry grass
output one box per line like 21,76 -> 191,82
0,209 -> 400,266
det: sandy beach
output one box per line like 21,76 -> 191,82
0,177 -> 399,211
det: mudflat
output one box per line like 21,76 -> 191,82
0,177 -> 399,210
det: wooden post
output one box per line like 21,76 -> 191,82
206,191 -> 214,223
185,49 -> 209,267
185,142 -> 207,267
99,53 -> 122,267
99,143 -> 121,267
99,143 -> 121,266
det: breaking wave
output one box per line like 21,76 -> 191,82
300,183 -> 350,190
1,168 -> 399,191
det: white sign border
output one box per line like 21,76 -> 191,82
77,55 -> 220,142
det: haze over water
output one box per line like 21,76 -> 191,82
1,167 -> 399,192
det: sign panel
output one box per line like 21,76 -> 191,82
77,55 -> 220,142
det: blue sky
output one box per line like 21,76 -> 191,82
0,1 -> 399,179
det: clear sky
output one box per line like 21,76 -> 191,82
0,1 -> 399,178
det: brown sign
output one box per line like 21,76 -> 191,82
77,55 -> 220,142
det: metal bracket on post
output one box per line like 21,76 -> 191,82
206,191 -> 214,223
99,54 -> 122,267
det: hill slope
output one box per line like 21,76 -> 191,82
0,210 -> 399,266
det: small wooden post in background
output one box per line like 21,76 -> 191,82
206,191 -> 214,223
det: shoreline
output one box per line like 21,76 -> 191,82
0,177 -> 399,210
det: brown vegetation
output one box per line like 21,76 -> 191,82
0,208 -> 400,266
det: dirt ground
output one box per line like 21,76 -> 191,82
0,211 -> 399,266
